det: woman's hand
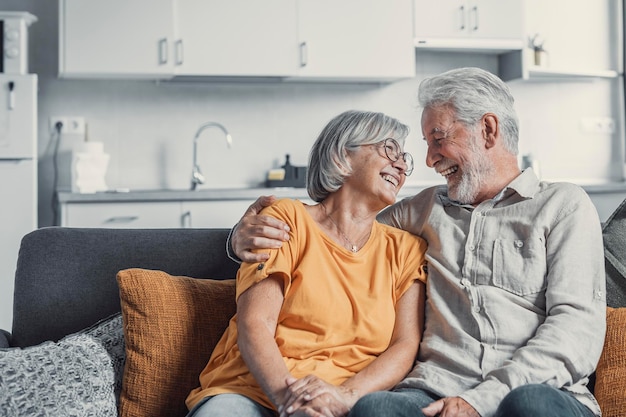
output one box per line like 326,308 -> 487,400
279,376 -> 353,417
232,195 -> 291,263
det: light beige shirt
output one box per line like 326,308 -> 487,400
378,169 -> 606,417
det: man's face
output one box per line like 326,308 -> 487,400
421,106 -> 494,204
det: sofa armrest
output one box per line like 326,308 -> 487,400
0,329 -> 11,348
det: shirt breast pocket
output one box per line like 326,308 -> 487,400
492,237 -> 547,296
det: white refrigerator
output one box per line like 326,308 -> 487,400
0,73 -> 37,332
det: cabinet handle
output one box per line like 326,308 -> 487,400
181,210 -> 192,228
299,42 -> 308,67
471,6 -> 479,31
104,215 -> 139,224
459,5 -> 465,31
175,39 -> 184,66
158,38 -> 168,65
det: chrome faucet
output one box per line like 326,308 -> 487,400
191,122 -> 233,190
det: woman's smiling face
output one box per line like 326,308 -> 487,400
345,139 -> 409,209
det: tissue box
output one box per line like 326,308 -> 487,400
71,142 -> 110,193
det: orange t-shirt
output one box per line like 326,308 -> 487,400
187,199 -> 427,410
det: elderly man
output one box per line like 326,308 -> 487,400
229,67 -> 606,417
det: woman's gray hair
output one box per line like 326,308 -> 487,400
307,110 -> 409,202
418,67 -> 519,155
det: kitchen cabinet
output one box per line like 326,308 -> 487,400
499,0 -> 620,82
180,198 -> 317,228
59,0 -> 415,82
294,0 -> 415,81
58,189 -> 319,229
180,200 -> 256,228
413,0 -> 524,52
59,0 -> 176,78
61,201 -> 182,228
174,0 -> 298,77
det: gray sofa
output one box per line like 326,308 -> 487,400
1,196 -> 625,416
0,228 -> 240,417
1,228 -> 238,349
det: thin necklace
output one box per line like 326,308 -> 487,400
321,202 -> 368,253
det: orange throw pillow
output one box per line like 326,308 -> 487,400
595,307 -> 626,417
117,268 -> 236,417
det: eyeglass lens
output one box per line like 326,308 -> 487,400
384,139 -> 414,176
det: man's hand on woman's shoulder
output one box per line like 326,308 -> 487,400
232,195 -> 291,263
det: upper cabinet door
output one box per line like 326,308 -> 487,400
59,0 -> 176,78
59,0 -> 415,82
295,0 -> 415,81
413,0 -> 523,51
468,0 -> 523,40
175,0 -> 298,77
413,0 -> 468,39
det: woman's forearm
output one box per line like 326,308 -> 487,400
238,319 -> 292,407
237,275 -> 291,408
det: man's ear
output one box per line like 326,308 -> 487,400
482,113 -> 499,149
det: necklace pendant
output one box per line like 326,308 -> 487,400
351,245 -> 358,253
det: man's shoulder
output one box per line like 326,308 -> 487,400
531,181 -> 599,222
377,185 -> 444,232
537,180 -> 590,202
395,185 -> 446,208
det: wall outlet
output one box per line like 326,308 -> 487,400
580,117 -> 616,134
49,116 -> 86,135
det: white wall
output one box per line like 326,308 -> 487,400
1,1 -> 623,227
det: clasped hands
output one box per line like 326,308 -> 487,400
276,375 -> 480,417
277,375 -> 356,417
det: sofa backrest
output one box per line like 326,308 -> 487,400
10,195 -> 626,347
11,227 -> 239,348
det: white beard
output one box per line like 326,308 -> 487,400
448,136 -> 494,204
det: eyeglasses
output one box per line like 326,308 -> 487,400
377,138 -> 414,176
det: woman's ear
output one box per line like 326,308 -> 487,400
482,113 -> 499,149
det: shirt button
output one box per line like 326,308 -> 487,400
514,240 -> 524,248
473,306 -> 481,313
461,278 -> 471,287
468,244 -> 476,251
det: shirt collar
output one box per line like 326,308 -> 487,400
505,167 -> 540,199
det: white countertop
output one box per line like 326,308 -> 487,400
56,181 -> 626,204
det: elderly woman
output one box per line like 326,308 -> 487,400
186,110 -> 428,417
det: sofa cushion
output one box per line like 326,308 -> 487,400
603,197 -> 626,308
0,313 -> 124,417
117,268 -> 236,417
594,307 -> 626,417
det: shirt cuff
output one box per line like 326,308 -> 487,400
226,224 -> 242,264
459,379 -> 510,417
